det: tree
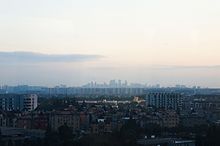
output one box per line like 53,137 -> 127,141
58,124 -> 74,146
119,119 -> 139,146
205,125 -> 220,146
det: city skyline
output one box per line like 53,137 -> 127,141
0,0 -> 220,87
0,79 -> 204,89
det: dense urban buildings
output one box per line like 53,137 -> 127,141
0,89 -> 220,146
1,82 -> 220,96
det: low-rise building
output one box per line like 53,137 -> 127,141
160,110 -> 179,128
17,112 -> 48,130
49,110 -> 80,131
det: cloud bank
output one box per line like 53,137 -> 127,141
149,65 -> 220,70
0,51 -> 102,63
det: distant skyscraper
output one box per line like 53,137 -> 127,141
124,80 -> 128,87
109,80 -> 116,88
118,80 -> 122,87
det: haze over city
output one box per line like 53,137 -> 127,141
0,0 -> 220,87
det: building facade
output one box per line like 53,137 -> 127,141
0,94 -> 38,111
146,92 -> 183,110
49,111 -> 80,131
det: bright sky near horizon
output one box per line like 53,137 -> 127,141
0,0 -> 220,87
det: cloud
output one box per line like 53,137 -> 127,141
148,65 -> 220,70
0,51 -> 103,63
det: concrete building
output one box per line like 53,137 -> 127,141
49,111 -> 80,131
23,94 -> 38,111
146,93 -> 183,111
0,112 -> 7,127
143,110 -> 179,128
0,94 -> 38,111
160,110 -> 179,128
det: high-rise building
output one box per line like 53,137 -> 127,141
118,80 -> 122,87
109,80 -> 116,88
23,94 -> 38,111
146,92 -> 183,110
0,94 -> 38,111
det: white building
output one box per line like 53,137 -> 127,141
23,94 -> 38,111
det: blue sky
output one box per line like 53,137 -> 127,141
0,0 -> 220,87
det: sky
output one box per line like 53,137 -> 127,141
0,0 -> 220,87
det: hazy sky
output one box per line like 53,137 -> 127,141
0,0 -> 220,87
